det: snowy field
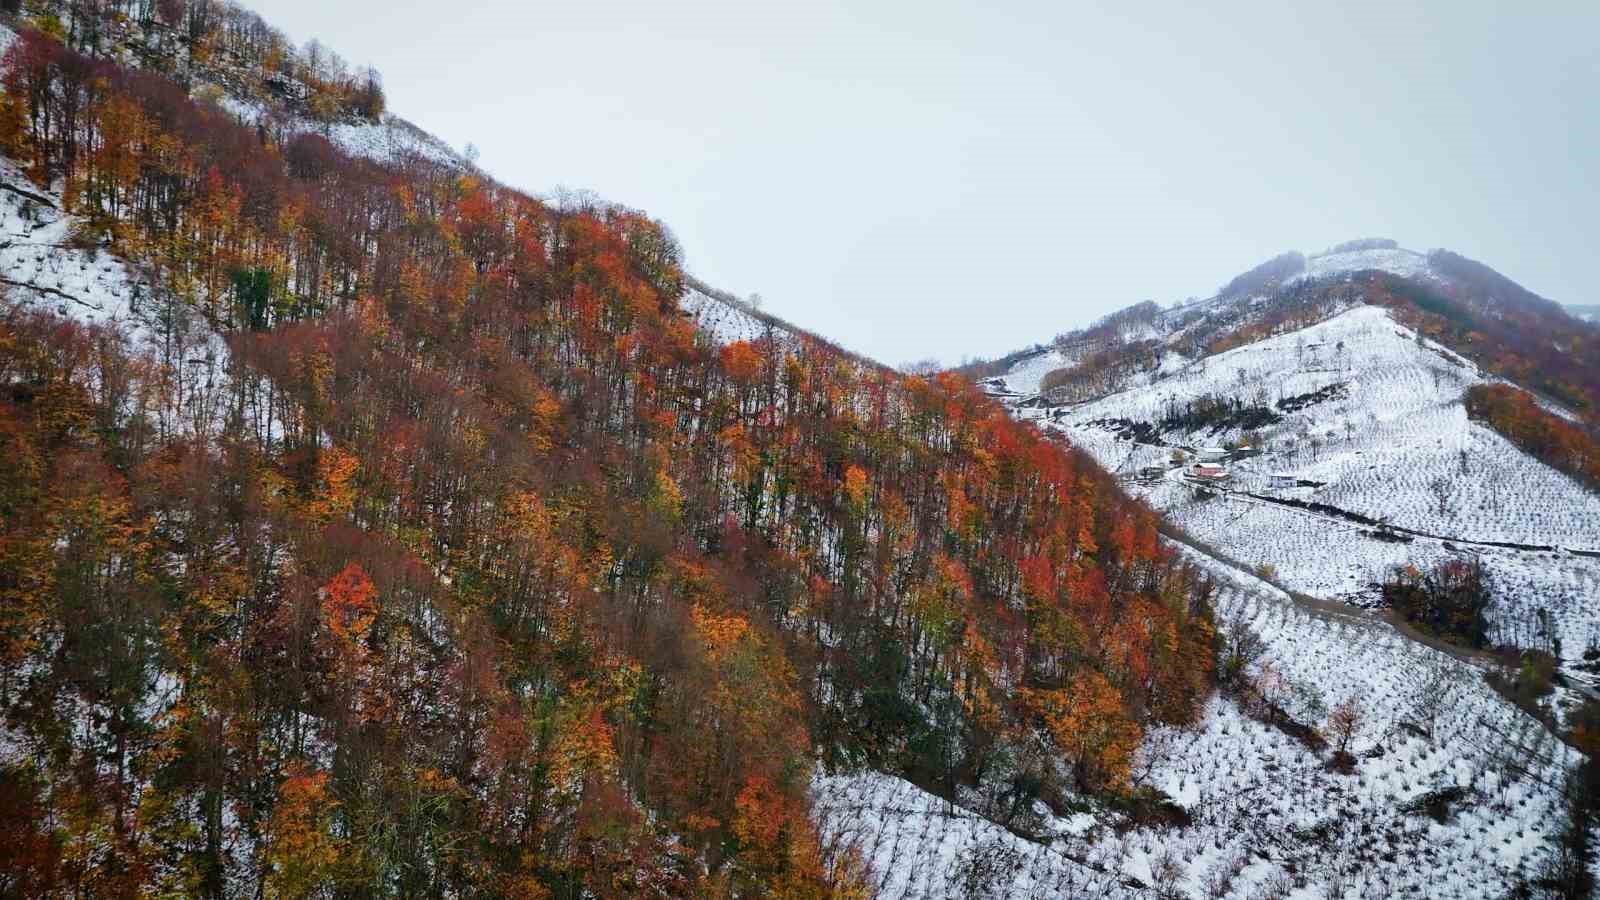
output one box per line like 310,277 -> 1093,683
815,551 -> 1575,899
995,346 -> 1076,396
812,771 -> 1137,899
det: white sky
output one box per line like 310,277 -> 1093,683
259,0 -> 1599,366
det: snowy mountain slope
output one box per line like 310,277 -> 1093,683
0,20 -> 834,366
214,93 -> 464,168
1036,303 -> 1600,668
989,345 -> 1082,396
863,244 -> 1600,896
2,9 -> 464,172
816,547 -> 1575,898
0,160 -> 147,330
678,244 -> 1591,896
4,5 -> 1584,891
0,157 -> 231,437
983,238 -> 1588,412
1296,245 -> 1434,285
680,276 -> 887,369
680,280 -> 778,345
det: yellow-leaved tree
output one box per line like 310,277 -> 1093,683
1024,670 -> 1141,793
264,766 -> 346,898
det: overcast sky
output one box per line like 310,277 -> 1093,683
261,0 -> 1598,366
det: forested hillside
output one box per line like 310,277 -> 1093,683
0,6 -> 1216,895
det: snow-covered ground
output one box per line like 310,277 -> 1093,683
213,93 -> 463,168
1295,246 -> 1435,285
993,345 -> 1088,397
0,158 -> 150,334
677,282 -> 871,359
812,770 -> 1137,898
679,284 -> 777,345
0,157 -> 230,439
816,550 -> 1575,898
1038,304 -> 1600,665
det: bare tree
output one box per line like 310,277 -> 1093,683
1218,607 -> 1266,687
1253,660 -> 1287,722
898,358 -> 943,376
1429,475 -> 1452,517
1325,696 -> 1365,756
1149,846 -> 1188,900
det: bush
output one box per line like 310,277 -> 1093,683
1402,786 -> 1468,824
1512,649 -> 1557,704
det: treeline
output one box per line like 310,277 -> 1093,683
4,0 -> 385,123
1158,393 -> 1280,436
1217,250 -> 1304,299
949,343 -> 1050,383
1192,277 -> 1364,358
1314,237 -> 1397,257
0,22 -> 1217,897
1466,384 -> 1600,493
1038,339 -> 1162,404
684,276 -> 884,372
1053,299 -> 1163,348
1368,268 -> 1600,423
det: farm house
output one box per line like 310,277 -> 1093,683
1187,463 -> 1230,482
1198,446 -> 1229,462
1269,472 -> 1299,489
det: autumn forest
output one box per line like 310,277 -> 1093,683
0,6 -> 1219,896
